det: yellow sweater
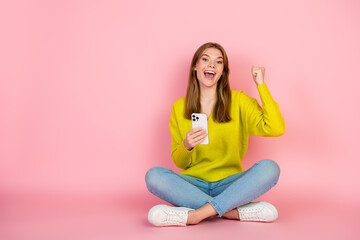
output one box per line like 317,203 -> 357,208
169,83 -> 285,182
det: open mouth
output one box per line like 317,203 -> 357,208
204,70 -> 216,80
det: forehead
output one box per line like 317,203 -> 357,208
201,47 -> 223,58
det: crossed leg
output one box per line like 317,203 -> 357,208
145,159 -> 280,225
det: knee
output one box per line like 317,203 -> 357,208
257,159 -> 280,183
145,166 -> 170,190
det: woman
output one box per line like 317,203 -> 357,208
145,42 -> 285,227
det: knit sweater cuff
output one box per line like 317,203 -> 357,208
175,141 -> 194,165
257,83 -> 275,105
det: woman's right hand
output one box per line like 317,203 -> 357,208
184,127 -> 208,151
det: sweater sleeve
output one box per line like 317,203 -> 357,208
244,83 -> 285,137
169,104 -> 193,169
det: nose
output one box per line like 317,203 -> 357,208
208,61 -> 215,68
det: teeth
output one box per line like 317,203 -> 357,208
204,71 -> 215,74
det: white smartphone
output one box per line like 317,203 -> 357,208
191,113 -> 209,144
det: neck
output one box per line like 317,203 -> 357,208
200,85 -> 217,102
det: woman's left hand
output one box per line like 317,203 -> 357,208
251,66 -> 265,85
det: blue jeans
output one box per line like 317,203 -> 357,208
145,159 -> 280,217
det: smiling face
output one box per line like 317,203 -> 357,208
194,47 -> 224,89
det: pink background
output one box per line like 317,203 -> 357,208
0,0 -> 359,239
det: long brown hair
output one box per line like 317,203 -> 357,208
185,42 -> 232,123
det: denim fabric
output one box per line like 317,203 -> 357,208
145,159 -> 280,216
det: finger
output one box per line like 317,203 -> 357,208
188,131 -> 202,140
189,127 -> 203,134
193,127 -> 204,132
190,128 -> 206,136
191,130 -> 207,140
188,134 -> 207,147
193,135 -> 208,146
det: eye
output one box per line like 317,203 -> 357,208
217,61 -> 223,64
202,58 -> 208,62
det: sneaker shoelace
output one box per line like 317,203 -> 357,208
239,207 -> 264,221
162,209 -> 187,224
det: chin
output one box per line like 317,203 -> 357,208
201,81 -> 217,88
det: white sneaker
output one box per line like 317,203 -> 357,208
148,204 -> 194,227
237,201 -> 278,222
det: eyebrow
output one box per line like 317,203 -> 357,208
202,54 -> 223,59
